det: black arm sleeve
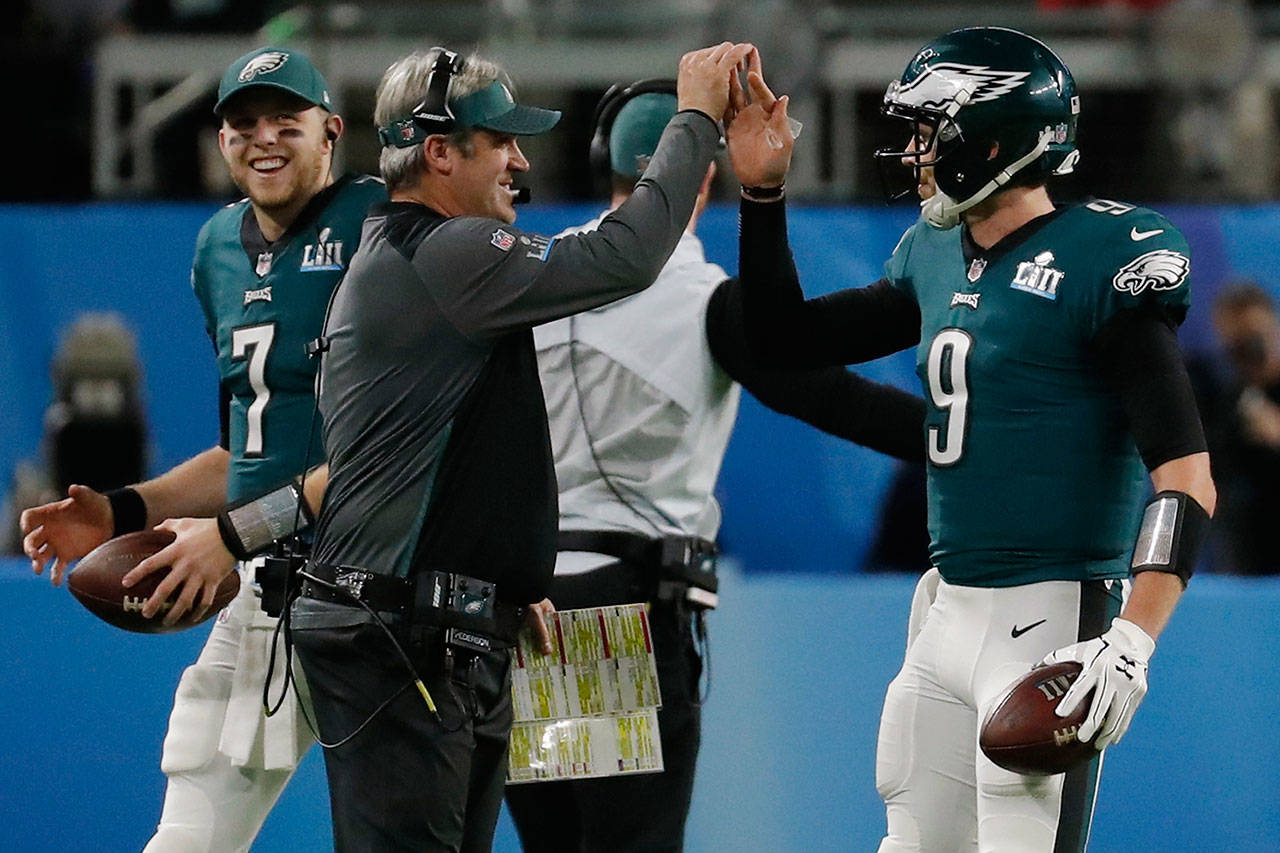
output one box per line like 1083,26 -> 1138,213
218,380 -> 231,451
706,277 -> 926,463
739,197 -> 921,369
1091,305 -> 1208,471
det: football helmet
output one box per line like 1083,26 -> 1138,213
875,27 -> 1080,229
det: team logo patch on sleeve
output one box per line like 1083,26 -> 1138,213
1112,250 -> 1190,295
490,228 -> 516,251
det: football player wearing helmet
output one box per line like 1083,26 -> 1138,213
726,30 -> 1214,850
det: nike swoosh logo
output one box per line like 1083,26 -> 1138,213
1011,619 -> 1047,638
1130,227 -> 1164,241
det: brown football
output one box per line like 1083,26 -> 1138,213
980,661 -> 1096,776
67,529 -> 240,634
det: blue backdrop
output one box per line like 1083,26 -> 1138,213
1,201 -> 1271,850
0,200 -> 1245,577
4,564 -> 1278,851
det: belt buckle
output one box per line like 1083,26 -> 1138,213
335,567 -> 376,600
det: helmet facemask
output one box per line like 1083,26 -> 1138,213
874,86 -> 971,210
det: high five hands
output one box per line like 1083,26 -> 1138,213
676,44 -> 796,192
724,49 -> 795,191
677,43 -> 757,125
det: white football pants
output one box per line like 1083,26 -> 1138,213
143,569 -> 313,853
876,574 -> 1124,853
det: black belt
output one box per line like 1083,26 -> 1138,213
300,563 -> 525,644
557,530 -> 718,594
557,530 -> 714,563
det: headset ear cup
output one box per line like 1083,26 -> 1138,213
589,84 -> 625,181
588,127 -> 610,179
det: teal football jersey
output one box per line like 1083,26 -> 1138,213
885,200 -> 1193,587
191,175 -> 385,502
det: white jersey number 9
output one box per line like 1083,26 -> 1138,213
925,328 -> 972,467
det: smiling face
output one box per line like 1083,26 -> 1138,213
448,129 -> 529,224
217,89 -> 335,215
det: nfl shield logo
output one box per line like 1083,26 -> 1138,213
491,229 -> 516,251
255,252 -> 273,277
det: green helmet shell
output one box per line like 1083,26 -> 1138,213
882,27 -> 1080,220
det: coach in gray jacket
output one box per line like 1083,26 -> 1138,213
291,43 -> 757,851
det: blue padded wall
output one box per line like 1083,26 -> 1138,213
1,200 -> 1273,850
4,565 -> 1278,851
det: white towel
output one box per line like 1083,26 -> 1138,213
214,569 -> 314,770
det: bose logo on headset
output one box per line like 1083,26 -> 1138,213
377,48 -> 464,148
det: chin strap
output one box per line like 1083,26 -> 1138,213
922,127 -> 1057,230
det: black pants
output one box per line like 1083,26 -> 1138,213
293,621 -> 513,853
504,560 -> 703,853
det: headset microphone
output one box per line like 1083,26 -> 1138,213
513,187 -> 531,204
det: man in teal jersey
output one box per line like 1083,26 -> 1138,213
21,47 -> 383,850
725,32 -> 1215,851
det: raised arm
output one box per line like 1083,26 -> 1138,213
429,44 -> 758,337
726,57 -> 920,369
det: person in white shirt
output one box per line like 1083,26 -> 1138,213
504,79 -> 928,853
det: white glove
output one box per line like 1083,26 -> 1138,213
1040,617 -> 1155,750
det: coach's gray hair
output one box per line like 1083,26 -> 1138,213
375,49 -> 508,192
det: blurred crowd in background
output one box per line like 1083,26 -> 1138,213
7,0 -> 1280,575
14,0 -> 1280,203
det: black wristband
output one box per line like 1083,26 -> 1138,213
676,107 -> 718,131
1130,490 -> 1210,588
105,487 -> 147,537
741,183 -> 785,200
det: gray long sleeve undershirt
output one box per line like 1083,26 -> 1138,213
418,110 -> 722,339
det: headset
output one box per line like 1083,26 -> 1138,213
377,47 -> 464,147
588,78 -> 677,180
412,47 -> 464,134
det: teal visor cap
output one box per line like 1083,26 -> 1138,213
453,81 -> 561,135
379,80 -> 560,148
